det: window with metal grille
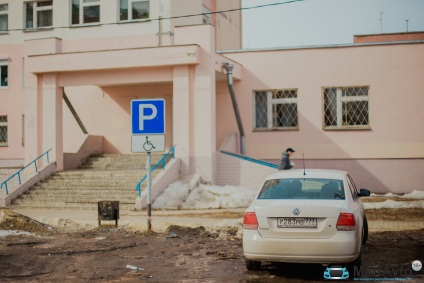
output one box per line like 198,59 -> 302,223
254,89 -> 298,130
0,59 -> 7,88
323,86 -> 370,129
72,0 -> 100,25
0,116 -> 7,146
120,0 -> 149,21
0,4 -> 8,32
25,1 -> 53,29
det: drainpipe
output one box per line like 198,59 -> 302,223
223,63 -> 245,155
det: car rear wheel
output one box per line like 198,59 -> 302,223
245,259 -> 261,271
363,216 -> 369,244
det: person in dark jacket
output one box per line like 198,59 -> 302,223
278,148 -> 295,170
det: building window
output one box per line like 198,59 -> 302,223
0,116 -> 7,146
120,0 -> 149,21
202,6 -> 211,24
254,89 -> 298,130
72,0 -> 100,25
0,60 -> 8,88
25,1 -> 53,29
0,4 -> 8,32
323,86 -> 370,129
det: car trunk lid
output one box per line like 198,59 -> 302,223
254,199 -> 345,239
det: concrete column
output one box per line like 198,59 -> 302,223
174,25 -> 217,183
192,55 -> 216,183
173,65 -> 192,177
24,37 -> 63,169
23,73 -> 39,166
41,74 -> 64,170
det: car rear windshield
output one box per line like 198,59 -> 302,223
257,178 -> 345,200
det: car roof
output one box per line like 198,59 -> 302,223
265,169 -> 348,181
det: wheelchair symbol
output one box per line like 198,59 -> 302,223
143,136 -> 156,152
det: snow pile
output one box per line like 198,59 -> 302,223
371,190 -> 424,199
0,230 -> 35,237
363,200 -> 424,209
153,181 -> 257,210
365,190 -> 424,209
154,181 -> 424,210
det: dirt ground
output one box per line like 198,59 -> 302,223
0,208 -> 423,283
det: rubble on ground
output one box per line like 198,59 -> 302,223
0,208 -> 56,235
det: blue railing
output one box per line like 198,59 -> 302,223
136,145 -> 176,197
220,150 -> 279,169
1,149 -> 52,195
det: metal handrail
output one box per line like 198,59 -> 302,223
1,149 -> 52,195
220,150 -> 278,169
136,145 -> 176,197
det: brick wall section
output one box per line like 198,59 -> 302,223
354,32 -> 424,43
217,152 -> 277,190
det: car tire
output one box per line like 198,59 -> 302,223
245,259 -> 261,271
363,216 -> 369,245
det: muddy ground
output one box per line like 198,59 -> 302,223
0,208 -> 423,283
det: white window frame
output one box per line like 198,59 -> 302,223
253,89 -> 298,131
322,86 -> 370,130
72,0 -> 100,25
0,3 -> 8,32
0,115 -> 7,146
0,59 -> 8,88
25,0 -> 53,29
119,0 -> 149,21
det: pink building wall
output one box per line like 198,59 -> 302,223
217,43 -> 424,193
0,0 -> 422,195
0,44 -> 25,165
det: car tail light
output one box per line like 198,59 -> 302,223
336,213 -> 356,231
243,212 -> 258,230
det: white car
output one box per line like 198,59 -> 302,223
243,169 -> 370,274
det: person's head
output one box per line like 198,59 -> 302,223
286,148 -> 295,156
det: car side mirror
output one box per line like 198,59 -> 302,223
358,189 -> 371,197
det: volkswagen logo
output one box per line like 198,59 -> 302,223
292,208 -> 301,215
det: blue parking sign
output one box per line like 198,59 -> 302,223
131,99 -> 165,134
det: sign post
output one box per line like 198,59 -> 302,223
131,99 -> 165,230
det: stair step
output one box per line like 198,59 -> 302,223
9,203 -> 136,210
10,153 -> 168,210
14,195 -> 136,203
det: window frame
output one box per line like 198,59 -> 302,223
253,89 -> 299,131
72,0 -> 101,25
0,3 -> 8,32
0,115 -> 7,146
25,0 -> 53,29
119,0 -> 149,22
0,59 -> 8,88
322,86 -> 370,130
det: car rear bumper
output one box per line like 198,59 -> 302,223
243,229 -> 361,264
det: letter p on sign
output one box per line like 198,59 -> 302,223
131,99 -> 165,134
138,104 -> 157,131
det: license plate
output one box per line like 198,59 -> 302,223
277,217 -> 317,228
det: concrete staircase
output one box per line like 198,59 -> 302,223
9,154 -> 165,210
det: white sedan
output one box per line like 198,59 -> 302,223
243,169 -> 370,275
